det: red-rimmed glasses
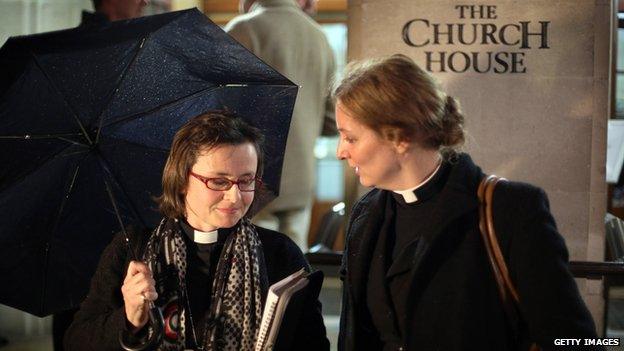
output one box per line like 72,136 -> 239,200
189,171 -> 261,192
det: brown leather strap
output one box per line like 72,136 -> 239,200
477,176 -> 509,304
483,175 -> 520,303
478,175 -> 541,351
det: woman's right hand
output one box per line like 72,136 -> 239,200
121,261 -> 158,332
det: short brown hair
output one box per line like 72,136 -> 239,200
333,54 -> 465,155
157,111 -> 265,219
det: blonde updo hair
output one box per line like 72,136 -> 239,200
333,54 -> 465,156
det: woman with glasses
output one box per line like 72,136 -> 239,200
334,55 -> 599,350
64,112 -> 329,350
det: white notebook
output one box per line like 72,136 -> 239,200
255,268 -> 310,351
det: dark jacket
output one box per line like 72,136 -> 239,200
64,225 -> 329,350
338,153 -> 600,351
78,10 -> 110,28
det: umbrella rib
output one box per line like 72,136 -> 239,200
0,133 -> 82,139
40,242 -> 50,316
102,83 -> 297,130
47,157 -> 84,241
222,83 -> 295,88
96,154 -> 146,255
0,133 -> 89,147
56,148 -> 91,158
55,136 -> 90,148
103,179 -> 139,261
40,156 -> 85,315
29,50 -> 94,146
0,142 -> 85,195
102,85 -> 223,129
94,36 -> 150,145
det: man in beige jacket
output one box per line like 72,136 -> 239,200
225,0 -> 336,250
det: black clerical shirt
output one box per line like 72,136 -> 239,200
179,221 -> 230,349
366,162 -> 450,349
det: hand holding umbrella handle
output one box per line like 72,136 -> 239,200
119,301 -> 164,351
106,181 -> 165,350
118,260 -> 164,351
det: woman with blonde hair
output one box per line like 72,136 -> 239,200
335,54 -> 599,350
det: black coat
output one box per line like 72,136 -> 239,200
338,154 -> 600,351
64,225 -> 329,351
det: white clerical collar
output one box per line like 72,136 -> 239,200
392,161 -> 442,204
193,228 -> 219,244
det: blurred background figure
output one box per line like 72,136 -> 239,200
225,0 -> 337,250
297,0 -> 318,16
81,0 -> 149,26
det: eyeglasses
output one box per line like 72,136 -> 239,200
189,171 -> 261,192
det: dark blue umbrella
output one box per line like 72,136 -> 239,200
0,8 -> 297,317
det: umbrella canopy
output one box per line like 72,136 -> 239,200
0,8 -> 297,317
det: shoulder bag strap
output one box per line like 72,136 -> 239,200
478,175 -> 541,351
478,175 -> 519,304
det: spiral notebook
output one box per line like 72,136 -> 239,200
255,269 -> 323,351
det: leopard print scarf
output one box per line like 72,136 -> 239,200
143,217 -> 267,350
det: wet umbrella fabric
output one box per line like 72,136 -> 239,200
0,8 -> 297,317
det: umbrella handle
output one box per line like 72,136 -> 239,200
119,303 -> 164,351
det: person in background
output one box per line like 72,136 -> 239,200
297,0 -> 318,16
335,54 -> 600,350
81,0 -> 148,27
64,112 -> 328,350
225,0 -> 337,251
